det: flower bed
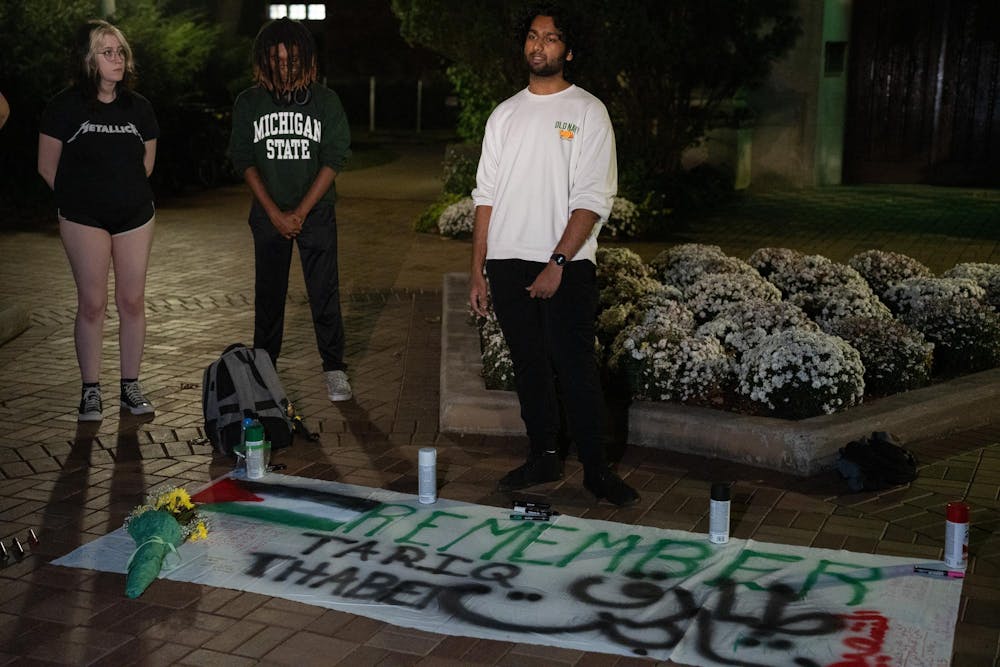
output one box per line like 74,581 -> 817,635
473,245 -> 1000,420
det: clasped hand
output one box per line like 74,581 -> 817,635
272,210 -> 303,239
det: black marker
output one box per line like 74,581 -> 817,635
512,501 -> 550,513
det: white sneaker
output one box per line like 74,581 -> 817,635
325,370 -> 353,401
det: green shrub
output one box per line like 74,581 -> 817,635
414,193 -> 466,233
442,143 -> 480,196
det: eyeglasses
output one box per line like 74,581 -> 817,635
98,48 -> 127,61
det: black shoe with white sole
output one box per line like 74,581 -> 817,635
78,386 -> 103,422
120,380 -> 154,415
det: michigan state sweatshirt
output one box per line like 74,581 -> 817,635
229,83 -> 351,211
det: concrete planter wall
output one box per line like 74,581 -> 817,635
440,273 -> 1000,475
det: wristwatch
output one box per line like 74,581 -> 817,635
550,253 -> 567,267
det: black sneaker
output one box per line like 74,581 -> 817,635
584,469 -> 640,507
78,386 -> 103,422
497,453 -> 563,492
120,380 -> 154,415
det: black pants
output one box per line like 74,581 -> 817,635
249,201 -> 346,372
486,258 -> 607,471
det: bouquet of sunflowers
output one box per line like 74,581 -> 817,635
122,486 -> 208,598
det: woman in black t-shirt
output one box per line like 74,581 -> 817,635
38,20 -> 159,422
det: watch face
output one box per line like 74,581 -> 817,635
552,253 -> 566,266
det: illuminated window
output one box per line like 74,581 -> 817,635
268,3 -> 325,21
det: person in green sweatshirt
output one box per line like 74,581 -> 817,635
229,17 -> 353,401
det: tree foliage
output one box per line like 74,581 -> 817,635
0,0 -> 240,204
390,0 -> 801,196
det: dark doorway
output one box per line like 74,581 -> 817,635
844,0 -> 1000,186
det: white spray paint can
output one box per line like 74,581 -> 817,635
244,422 -> 267,480
418,448 -> 437,504
944,501 -> 969,570
709,483 -> 731,544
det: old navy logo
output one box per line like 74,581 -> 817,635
66,120 -> 142,144
253,111 -> 322,160
555,120 -> 578,140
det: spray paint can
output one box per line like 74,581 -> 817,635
244,421 -> 267,480
709,483 -> 731,544
418,448 -> 437,504
944,501 -> 970,570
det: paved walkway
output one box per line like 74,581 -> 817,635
0,142 -> 998,666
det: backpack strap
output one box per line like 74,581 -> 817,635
217,347 -> 261,420
222,342 -> 249,356
235,348 -> 291,416
202,356 -> 223,441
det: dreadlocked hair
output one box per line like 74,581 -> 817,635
253,18 -> 318,105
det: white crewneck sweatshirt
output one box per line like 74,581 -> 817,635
472,84 -> 617,265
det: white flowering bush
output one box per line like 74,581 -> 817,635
943,263 -> 1000,311
899,296 -> 1000,375
601,197 -> 643,239
882,277 -> 987,315
848,250 -> 933,297
683,271 -> 781,323
599,274 -> 666,310
610,318 -> 732,402
438,197 -> 476,238
467,281 -> 515,390
475,246 -> 998,420
649,243 -> 732,288
697,299 -> 817,358
479,315 -> 515,390
596,246 -> 648,286
767,254 -> 868,297
748,247 -> 804,280
607,306 -> 695,372
738,329 -> 865,419
789,283 -> 892,331
597,284 -> 688,346
827,316 -> 933,397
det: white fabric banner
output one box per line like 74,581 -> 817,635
54,474 -> 961,666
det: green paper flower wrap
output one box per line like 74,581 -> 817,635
125,510 -> 184,599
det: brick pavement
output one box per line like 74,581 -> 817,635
0,143 -> 998,665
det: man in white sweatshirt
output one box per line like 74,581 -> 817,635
469,4 -> 639,507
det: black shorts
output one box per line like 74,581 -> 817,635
59,201 -> 155,236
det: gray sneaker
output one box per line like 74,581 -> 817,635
325,370 -> 353,401
78,386 -> 103,422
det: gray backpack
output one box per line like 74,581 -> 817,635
202,343 -> 294,456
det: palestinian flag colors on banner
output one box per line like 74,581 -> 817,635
192,476 -> 381,532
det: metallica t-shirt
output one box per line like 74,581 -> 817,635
228,83 -> 351,211
39,88 -> 159,215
